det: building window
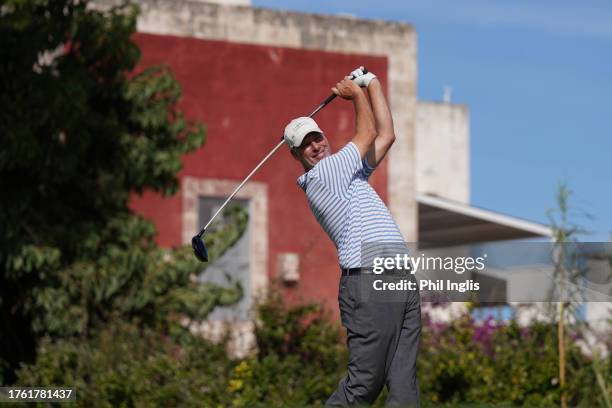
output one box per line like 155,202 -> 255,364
198,197 -> 251,321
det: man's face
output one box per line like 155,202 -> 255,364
293,132 -> 331,170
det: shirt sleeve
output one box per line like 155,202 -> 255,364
314,142 -> 362,198
362,155 -> 376,179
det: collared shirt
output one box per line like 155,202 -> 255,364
297,142 -> 405,268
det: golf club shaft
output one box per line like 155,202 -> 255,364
308,93 -> 336,118
306,67 -> 366,117
202,139 -> 285,231
200,93 -> 335,233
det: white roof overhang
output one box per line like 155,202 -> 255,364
418,194 -> 552,247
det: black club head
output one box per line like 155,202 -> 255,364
191,229 -> 209,262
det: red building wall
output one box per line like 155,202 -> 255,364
129,33 -> 389,311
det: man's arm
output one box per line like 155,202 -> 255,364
332,78 -> 377,160
365,78 -> 395,168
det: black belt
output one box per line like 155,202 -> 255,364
341,268 -> 373,276
341,268 -> 411,276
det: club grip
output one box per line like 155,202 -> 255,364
321,93 -> 336,105
348,66 -> 368,80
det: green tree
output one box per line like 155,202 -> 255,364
0,0 -> 245,384
547,183 -> 612,408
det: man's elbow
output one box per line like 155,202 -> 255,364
365,126 -> 377,144
381,132 -> 396,146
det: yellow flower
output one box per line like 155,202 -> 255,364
236,361 -> 250,373
228,379 -> 244,392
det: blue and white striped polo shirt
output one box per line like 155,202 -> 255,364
297,142 -> 405,268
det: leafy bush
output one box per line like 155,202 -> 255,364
17,321 -> 234,407
15,290 -> 345,407
418,310 -> 606,407
227,291 -> 347,407
16,292 -> 611,407
1,0 -> 258,386
1,0 -> 210,382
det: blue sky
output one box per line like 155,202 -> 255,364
253,0 -> 612,241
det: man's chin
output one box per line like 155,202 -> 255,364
305,151 -> 330,168
316,151 -> 330,161
310,156 -> 325,166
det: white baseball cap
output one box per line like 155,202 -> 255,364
283,117 -> 324,149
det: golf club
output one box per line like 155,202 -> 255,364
192,67 -> 368,262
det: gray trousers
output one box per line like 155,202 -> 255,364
326,274 -> 421,407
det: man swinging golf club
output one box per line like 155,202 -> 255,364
284,67 -> 421,407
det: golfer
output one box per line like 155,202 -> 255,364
283,68 -> 421,407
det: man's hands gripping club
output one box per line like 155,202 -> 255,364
331,66 -> 378,99
351,67 -> 396,168
331,77 -> 363,100
332,69 -> 377,159
332,67 -> 394,166
349,66 -> 377,88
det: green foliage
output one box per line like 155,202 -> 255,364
545,182 -> 612,407
418,312 -> 605,407
26,211 -> 246,338
227,291 -> 347,407
3,2 -> 609,406
0,0 -> 249,385
221,292 -> 421,407
17,321 -> 235,407
15,289 -> 612,407
256,291 -> 344,364
15,292 -> 344,407
1,0 -> 204,260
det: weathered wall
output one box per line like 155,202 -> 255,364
95,0 -> 418,240
198,0 -> 250,5
416,101 -> 470,204
127,33 -> 389,312
92,0 -> 418,314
